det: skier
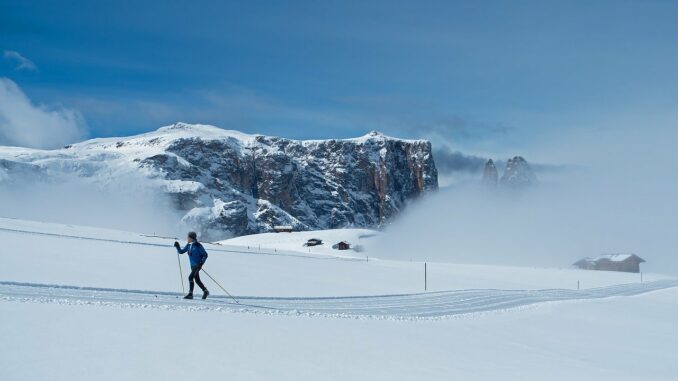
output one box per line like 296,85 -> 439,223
174,231 -> 209,300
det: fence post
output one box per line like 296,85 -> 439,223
425,262 -> 427,291
577,280 -> 580,290
640,272 -> 643,283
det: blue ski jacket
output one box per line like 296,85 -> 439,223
177,242 -> 208,267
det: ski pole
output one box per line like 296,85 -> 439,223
176,252 -> 185,295
201,268 -> 239,304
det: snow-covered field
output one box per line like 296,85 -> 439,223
1,217 -> 677,380
218,228 -> 378,258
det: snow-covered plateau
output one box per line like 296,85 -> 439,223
1,217 -> 677,380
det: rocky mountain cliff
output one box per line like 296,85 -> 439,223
0,123 -> 438,239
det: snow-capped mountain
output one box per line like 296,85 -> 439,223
0,123 -> 438,239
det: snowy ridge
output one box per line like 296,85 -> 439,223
2,279 -> 676,320
67,123 -> 259,153
304,130 -> 427,145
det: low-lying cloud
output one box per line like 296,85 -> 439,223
0,171 -> 183,237
433,149 -> 487,174
433,146 -> 576,187
0,77 -> 87,149
373,115 -> 678,275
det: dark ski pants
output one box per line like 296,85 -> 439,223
188,265 -> 207,293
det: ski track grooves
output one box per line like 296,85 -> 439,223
2,280 -> 676,320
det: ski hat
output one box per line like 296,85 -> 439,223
188,231 -> 198,240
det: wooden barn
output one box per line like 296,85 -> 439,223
332,241 -> 351,250
273,225 -> 293,233
573,254 -> 645,273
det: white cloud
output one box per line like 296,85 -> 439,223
0,78 -> 87,149
3,50 -> 38,71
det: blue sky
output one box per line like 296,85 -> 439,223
2,0 -> 678,157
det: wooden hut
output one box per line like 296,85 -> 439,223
304,238 -> 323,247
273,225 -> 293,233
573,254 -> 645,273
332,241 -> 351,250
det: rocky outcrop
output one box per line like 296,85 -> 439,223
479,156 -> 537,190
481,159 -> 498,188
154,128 -> 438,238
499,156 -> 537,189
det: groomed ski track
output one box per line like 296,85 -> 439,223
2,279 -> 676,321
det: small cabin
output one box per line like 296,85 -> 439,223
573,254 -> 645,273
304,238 -> 323,247
273,225 -> 293,233
332,241 -> 351,250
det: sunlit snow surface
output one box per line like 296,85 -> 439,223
1,217 -> 677,380
2,279 -> 676,320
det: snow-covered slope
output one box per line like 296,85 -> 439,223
219,228 -> 379,257
0,123 -> 438,240
5,288 -> 676,381
0,217 -> 669,296
1,217 -> 677,380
